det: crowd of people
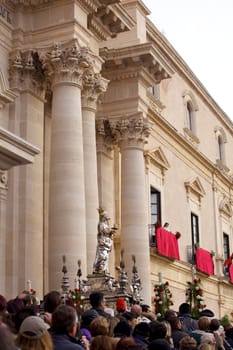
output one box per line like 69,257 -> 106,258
0,290 -> 233,350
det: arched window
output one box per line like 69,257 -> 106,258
187,101 -> 193,131
218,134 -> 224,161
214,126 -> 227,166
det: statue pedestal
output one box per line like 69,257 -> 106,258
82,272 -> 130,311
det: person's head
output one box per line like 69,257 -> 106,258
44,290 -> 62,313
198,316 -> 211,331
0,326 -> 15,350
116,298 -> 127,313
16,315 -> 52,350
114,320 -> 132,338
122,311 -> 138,329
89,316 -> 109,336
14,306 -> 37,332
199,309 -> 215,318
169,317 -> 182,330
209,319 -> 221,332
141,304 -> 151,313
179,303 -> 191,315
160,320 -> 172,338
149,321 -> 167,341
148,338 -> 171,350
116,336 -> 137,350
164,309 -> 177,321
90,292 -> 105,309
179,336 -> 197,350
52,304 -> 78,337
90,335 -> 115,350
0,295 -> 7,313
81,309 -> 99,329
131,304 -> 142,317
200,333 -> 216,349
133,322 -> 150,339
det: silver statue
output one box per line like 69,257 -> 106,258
93,208 -> 116,274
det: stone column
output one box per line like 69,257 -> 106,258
0,171 -> 8,295
42,42 -> 92,289
8,51 -> 45,297
81,70 -> 108,274
112,113 -> 152,303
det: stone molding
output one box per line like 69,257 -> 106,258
40,41 -> 95,89
0,170 -> 8,198
81,68 -> 109,111
9,50 -> 46,100
0,70 -> 17,109
109,113 -> 152,150
96,118 -> 115,156
100,43 -> 173,84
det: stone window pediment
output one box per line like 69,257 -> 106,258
145,147 -> 170,173
219,198 -> 232,217
184,177 -> 205,205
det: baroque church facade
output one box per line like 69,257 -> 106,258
1,0 -> 233,317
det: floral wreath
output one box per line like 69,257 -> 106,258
154,281 -> 174,319
186,278 -> 206,319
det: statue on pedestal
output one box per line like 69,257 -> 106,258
93,208 -> 116,274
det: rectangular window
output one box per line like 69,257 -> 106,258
223,233 -> 230,275
190,213 -> 199,261
150,187 -> 161,246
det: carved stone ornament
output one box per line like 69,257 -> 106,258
9,50 -> 46,99
109,113 -> 152,149
82,68 -> 109,110
40,41 -> 94,88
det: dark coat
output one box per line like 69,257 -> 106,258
171,328 -> 189,349
51,332 -> 84,350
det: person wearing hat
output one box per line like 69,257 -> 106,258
16,315 -> 53,349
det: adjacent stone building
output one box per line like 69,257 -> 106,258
1,0 -> 233,317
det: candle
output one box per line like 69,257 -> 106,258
158,272 -> 163,283
74,277 -> 78,289
27,280 -> 32,292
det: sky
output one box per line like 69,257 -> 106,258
143,0 -> 233,120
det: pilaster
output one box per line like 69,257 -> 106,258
0,171 -> 8,295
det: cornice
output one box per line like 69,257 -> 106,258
146,18 -> 233,134
88,2 -> 135,40
100,42 -> 174,83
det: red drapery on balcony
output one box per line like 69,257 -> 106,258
156,227 -> 180,260
195,248 -> 214,275
229,264 -> 233,283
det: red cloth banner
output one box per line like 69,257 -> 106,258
195,248 -> 214,275
156,227 -> 180,260
229,264 -> 233,283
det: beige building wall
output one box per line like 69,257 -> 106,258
0,0 -> 233,316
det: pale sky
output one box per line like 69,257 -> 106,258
143,0 -> 233,120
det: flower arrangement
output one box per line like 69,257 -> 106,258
69,288 -> 84,313
154,281 -> 174,319
186,278 -> 206,319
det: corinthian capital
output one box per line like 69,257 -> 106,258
9,50 -> 46,99
110,113 -> 152,149
82,68 -> 109,110
41,41 -> 94,88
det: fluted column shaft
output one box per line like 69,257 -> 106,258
42,42 -> 93,288
113,114 -> 151,303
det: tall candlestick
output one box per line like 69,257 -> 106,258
158,272 -> 163,284
27,280 -> 32,292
